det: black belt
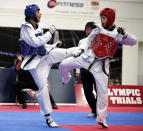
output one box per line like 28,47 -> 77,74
102,59 -> 110,77
88,57 -> 110,77
87,57 -> 98,71
23,55 -> 36,69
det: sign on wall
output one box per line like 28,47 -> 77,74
46,0 -> 99,15
108,85 -> 143,107
75,84 -> 143,107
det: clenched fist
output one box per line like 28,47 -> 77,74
49,25 -> 56,34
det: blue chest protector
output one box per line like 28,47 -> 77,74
20,33 -> 47,56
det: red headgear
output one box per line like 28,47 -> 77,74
100,8 -> 115,27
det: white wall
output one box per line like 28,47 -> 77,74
122,44 -> 138,85
0,0 -> 142,39
138,42 -> 143,85
0,0 -> 143,85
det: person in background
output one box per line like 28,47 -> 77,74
76,22 -> 97,118
12,54 -> 58,109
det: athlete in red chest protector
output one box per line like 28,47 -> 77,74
59,8 -> 137,128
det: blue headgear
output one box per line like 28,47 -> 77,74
25,4 -> 40,19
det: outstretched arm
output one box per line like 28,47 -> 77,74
120,33 -> 137,46
117,27 -> 137,46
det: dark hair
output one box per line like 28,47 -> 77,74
85,22 -> 96,30
25,16 -> 31,22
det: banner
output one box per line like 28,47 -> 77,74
46,0 -> 99,15
75,84 -> 143,107
108,85 -> 143,107
75,84 -> 89,106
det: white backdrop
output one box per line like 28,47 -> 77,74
0,0 -> 143,85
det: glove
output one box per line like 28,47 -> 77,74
73,49 -> 84,58
117,27 -> 125,35
49,25 -> 56,34
53,40 -> 62,48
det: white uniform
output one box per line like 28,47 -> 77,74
20,22 -> 77,115
59,25 -> 137,124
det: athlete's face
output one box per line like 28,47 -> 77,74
35,10 -> 41,22
85,27 -> 92,36
100,15 -> 107,28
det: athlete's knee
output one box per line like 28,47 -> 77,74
59,61 -> 67,71
36,84 -> 48,97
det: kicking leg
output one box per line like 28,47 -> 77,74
59,56 -> 87,84
46,47 -> 80,65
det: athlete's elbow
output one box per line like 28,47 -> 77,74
31,39 -> 45,47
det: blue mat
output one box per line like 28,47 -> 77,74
0,112 -> 143,131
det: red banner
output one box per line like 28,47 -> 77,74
75,84 -> 143,107
108,85 -> 143,107
75,84 -> 89,106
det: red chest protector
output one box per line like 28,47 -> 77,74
91,33 -> 119,59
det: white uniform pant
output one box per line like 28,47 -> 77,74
59,56 -> 109,124
29,48 -> 72,115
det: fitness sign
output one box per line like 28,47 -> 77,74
47,0 -> 99,15
47,0 -> 84,8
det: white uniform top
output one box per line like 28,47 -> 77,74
20,22 -> 54,70
77,24 -> 137,63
